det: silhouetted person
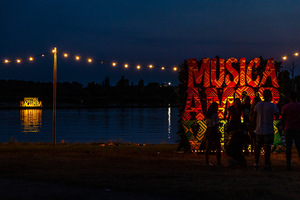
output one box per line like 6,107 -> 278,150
242,95 -> 251,154
242,96 -> 251,124
226,98 -> 247,167
249,96 -> 261,154
253,90 -> 279,170
205,102 -> 221,166
281,92 -> 300,171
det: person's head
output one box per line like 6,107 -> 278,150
289,91 -> 297,102
234,98 -> 241,108
251,96 -> 261,108
205,102 -> 218,119
242,91 -> 247,100
263,90 -> 272,102
245,96 -> 251,106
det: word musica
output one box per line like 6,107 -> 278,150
183,57 -> 279,120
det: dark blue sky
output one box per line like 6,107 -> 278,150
1,0 -> 299,86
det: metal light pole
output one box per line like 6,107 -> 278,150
53,47 -> 57,145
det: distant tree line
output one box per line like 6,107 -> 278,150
0,76 -> 178,108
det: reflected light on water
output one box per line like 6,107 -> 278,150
20,109 -> 42,133
168,106 -> 171,139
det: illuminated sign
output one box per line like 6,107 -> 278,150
20,97 -> 42,108
181,57 -> 281,151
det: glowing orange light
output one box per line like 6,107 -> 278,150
173,67 -> 178,71
52,49 -> 56,53
17,59 -> 21,63
137,65 -> 141,69
148,64 -> 153,69
20,109 -> 42,133
76,56 -> 80,60
88,58 -> 92,63
29,57 -> 33,61
295,52 -> 299,56
4,59 -> 9,63
112,62 -> 117,66
42,54 -> 45,57
161,67 -> 165,70
64,53 -> 68,57
20,97 -> 42,108
283,56 -> 287,60
124,64 -> 128,68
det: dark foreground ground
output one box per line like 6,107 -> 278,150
0,143 -> 299,200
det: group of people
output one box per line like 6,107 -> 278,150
204,89 -> 300,171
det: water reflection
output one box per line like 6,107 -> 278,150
168,106 -> 171,139
20,109 -> 42,133
0,108 -> 179,143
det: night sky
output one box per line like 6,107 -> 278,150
1,0 -> 299,86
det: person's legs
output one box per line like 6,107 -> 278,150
293,130 -> 300,158
285,130 -> 293,168
228,132 -> 240,160
234,136 -> 246,166
250,130 -> 256,155
213,141 -> 221,165
264,134 -> 274,170
255,135 -> 263,168
236,153 -> 247,166
264,144 -> 272,167
226,133 -> 240,167
205,139 -> 212,164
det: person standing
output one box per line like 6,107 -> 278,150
281,92 -> 300,170
242,95 -> 251,154
226,98 -> 247,167
253,90 -> 279,170
205,102 -> 221,166
249,96 -> 261,154
242,96 -> 251,125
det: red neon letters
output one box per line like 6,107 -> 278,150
183,57 -> 279,120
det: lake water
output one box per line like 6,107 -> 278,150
0,107 -> 179,144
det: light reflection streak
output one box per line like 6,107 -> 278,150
168,106 -> 171,139
20,109 -> 42,133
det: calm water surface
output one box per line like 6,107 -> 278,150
0,107 -> 179,144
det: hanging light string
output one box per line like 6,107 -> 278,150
2,49 -> 178,72
2,53 -> 50,64
2,49 -> 299,70
277,52 -> 299,61
58,50 -> 178,71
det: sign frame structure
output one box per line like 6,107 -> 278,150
181,57 -> 284,152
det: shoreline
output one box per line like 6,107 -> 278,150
0,104 -> 180,110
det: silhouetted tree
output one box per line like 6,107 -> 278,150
116,76 -> 129,88
0,79 -> 179,107
138,79 -> 144,87
102,76 -> 110,88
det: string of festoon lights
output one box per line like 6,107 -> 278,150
280,52 -> 299,60
2,49 -> 299,71
1,49 -> 179,72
